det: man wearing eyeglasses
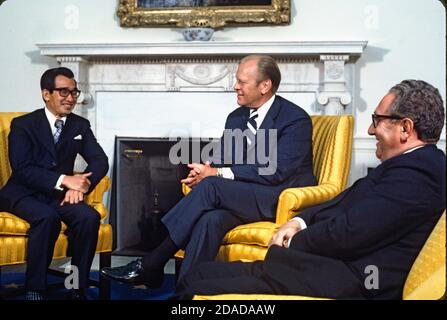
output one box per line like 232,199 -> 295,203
0,67 -> 109,300
175,79 -> 445,300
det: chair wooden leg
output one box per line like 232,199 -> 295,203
98,252 -> 111,300
174,257 -> 183,282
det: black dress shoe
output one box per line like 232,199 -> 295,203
100,258 -> 164,288
25,290 -> 45,301
67,289 -> 88,300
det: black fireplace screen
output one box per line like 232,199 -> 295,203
110,137 -> 209,256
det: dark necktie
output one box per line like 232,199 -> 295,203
53,119 -> 64,144
247,109 -> 258,146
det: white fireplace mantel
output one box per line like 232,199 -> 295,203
37,41 -> 367,57
37,40 -> 368,118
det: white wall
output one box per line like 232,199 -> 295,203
0,0 -> 445,171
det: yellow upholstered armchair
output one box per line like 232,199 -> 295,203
194,211 -> 446,300
0,112 -> 113,299
178,115 -> 354,263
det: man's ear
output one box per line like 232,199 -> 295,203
260,79 -> 272,95
42,89 -> 51,102
401,118 -> 414,138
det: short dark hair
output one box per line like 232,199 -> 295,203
240,55 -> 281,94
40,67 -> 76,91
389,80 -> 445,143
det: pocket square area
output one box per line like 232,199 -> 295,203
74,135 -> 83,140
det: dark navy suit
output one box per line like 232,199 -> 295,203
0,109 -> 108,290
163,95 -> 317,279
177,145 -> 446,299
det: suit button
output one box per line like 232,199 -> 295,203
52,162 -> 57,166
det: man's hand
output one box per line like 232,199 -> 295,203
60,189 -> 84,206
61,172 -> 92,193
268,220 -> 302,248
181,162 -> 218,188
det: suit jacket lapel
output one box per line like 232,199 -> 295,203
57,113 -> 80,150
259,96 -> 281,131
34,109 -> 56,158
247,96 -> 280,152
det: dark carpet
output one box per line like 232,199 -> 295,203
0,271 -> 176,300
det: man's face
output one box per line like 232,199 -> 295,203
368,93 -> 404,162
42,75 -> 77,118
233,59 -> 265,108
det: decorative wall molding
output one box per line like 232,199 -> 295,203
37,41 -> 367,57
317,54 -> 352,115
37,41 -> 367,115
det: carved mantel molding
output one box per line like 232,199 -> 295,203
37,41 -> 367,57
37,41 -> 367,126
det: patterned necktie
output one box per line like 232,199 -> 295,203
246,109 -> 258,146
53,119 -> 64,144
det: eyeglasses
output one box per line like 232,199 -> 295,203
371,113 -> 404,128
52,88 -> 81,98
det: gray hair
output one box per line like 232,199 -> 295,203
389,80 -> 445,143
240,55 -> 281,94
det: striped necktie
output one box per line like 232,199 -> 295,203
246,109 -> 258,146
53,119 -> 64,144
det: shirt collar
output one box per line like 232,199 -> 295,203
403,145 -> 426,154
251,94 -> 275,125
45,107 -> 67,132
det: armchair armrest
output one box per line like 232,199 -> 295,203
182,183 -> 192,196
184,182 -> 342,224
84,175 -> 111,221
275,183 -> 340,224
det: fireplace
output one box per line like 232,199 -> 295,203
110,137 -> 209,256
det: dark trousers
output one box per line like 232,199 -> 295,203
162,176 -> 276,279
176,254 -> 367,300
12,196 -> 100,291
176,261 -> 278,299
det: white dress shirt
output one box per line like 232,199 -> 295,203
44,107 -> 67,190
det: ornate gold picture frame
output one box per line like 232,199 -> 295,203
117,0 -> 291,28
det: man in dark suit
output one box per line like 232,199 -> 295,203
0,67 -> 109,300
175,79 -> 446,300
101,55 -> 316,286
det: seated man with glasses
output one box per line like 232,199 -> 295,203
0,67 -> 109,300
175,79 -> 446,300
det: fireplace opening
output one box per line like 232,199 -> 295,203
110,137 -> 210,256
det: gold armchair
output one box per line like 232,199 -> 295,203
0,112 -> 113,299
194,211 -> 446,300
178,115 -> 354,263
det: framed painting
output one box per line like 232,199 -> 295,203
117,0 -> 291,28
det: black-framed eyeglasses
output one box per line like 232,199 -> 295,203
371,113 -> 404,128
52,87 -> 81,98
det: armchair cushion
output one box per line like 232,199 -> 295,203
223,221 -> 279,247
0,212 -> 31,235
